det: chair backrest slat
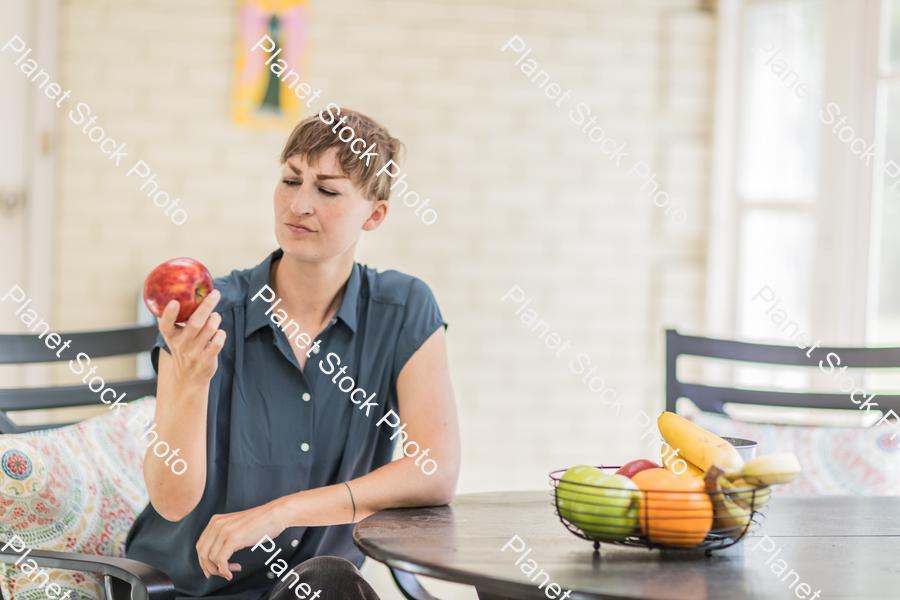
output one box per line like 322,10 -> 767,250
0,380 -> 158,412
0,325 -> 159,364
680,382 -> 900,414
666,329 -> 900,415
0,324 -> 159,434
672,331 -> 900,367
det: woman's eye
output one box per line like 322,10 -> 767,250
319,188 -> 338,197
283,179 -> 300,186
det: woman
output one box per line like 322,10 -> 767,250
125,108 -> 460,600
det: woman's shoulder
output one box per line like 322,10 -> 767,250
357,264 -> 438,309
209,265 -> 258,313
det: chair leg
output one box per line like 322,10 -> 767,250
389,568 -> 442,600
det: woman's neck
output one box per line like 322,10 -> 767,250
269,251 -> 354,329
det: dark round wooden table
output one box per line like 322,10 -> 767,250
353,491 -> 900,600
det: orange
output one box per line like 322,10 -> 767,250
632,468 -> 713,548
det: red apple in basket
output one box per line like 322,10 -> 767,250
143,258 -> 214,323
615,459 -> 661,479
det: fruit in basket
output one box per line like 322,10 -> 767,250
631,467 -> 678,486
557,466 -> 605,522
557,466 -> 640,542
143,257 -> 215,323
664,455 -> 704,479
727,477 -> 771,511
632,468 -> 713,548
725,452 -> 801,487
657,411 -> 744,472
703,465 -> 751,539
615,459 -> 660,479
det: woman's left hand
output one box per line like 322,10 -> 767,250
196,502 -> 287,580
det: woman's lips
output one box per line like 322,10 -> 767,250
286,223 -> 314,235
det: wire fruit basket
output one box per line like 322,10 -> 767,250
549,466 -> 770,553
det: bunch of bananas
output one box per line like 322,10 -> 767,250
657,411 -> 801,540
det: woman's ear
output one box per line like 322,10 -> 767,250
362,200 -> 389,231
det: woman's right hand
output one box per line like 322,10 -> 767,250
158,290 -> 227,385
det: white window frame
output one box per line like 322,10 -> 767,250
706,0 -> 881,345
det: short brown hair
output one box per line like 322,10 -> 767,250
279,107 -> 404,202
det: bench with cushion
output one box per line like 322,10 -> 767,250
0,396 -> 171,600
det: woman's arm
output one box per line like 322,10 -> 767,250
195,326 -> 460,579
286,324 -> 460,518
145,291 -> 226,522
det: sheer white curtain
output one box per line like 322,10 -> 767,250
704,0 -> 884,425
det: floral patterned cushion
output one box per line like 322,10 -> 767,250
0,397 -> 156,600
688,410 -> 900,495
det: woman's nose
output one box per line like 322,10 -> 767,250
290,183 -> 314,215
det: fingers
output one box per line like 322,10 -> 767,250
203,329 -> 227,357
196,519 -> 219,579
207,530 -> 233,580
198,538 -> 226,579
185,289 -> 221,332
195,513 -> 252,581
157,300 -> 181,338
198,518 -> 234,580
199,311 -> 223,345
214,552 -> 233,581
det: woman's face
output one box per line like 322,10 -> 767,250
274,148 -> 388,263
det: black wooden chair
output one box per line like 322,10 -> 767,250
0,324 -> 438,600
665,328 -> 900,418
0,324 -> 173,600
0,325 -> 159,434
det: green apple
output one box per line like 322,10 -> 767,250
557,467 -> 639,542
557,466 -> 606,521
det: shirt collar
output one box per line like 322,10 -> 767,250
335,263 -> 361,333
245,249 -> 360,338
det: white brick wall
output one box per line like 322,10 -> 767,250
54,0 -> 714,596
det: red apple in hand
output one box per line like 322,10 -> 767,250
143,258 -> 214,323
615,459 -> 661,479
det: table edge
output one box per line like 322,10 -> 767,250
353,527 -> 626,600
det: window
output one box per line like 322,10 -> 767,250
871,0 -> 900,344
734,1 -> 824,391
705,0 -> 885,423
710,0 -> 879,347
